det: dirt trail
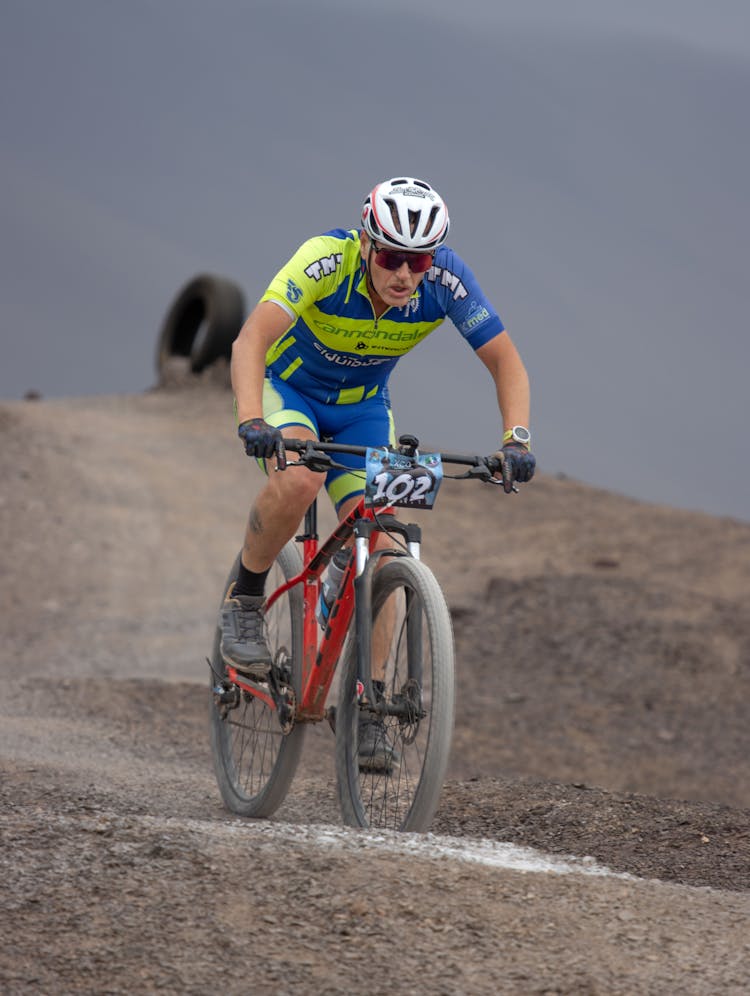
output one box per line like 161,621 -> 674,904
1,387 -> 749,994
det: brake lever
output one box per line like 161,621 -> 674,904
485,477 -> 519,493
274,439 -> 335,474
479,453 -> 519,492
277,453 -> 333,473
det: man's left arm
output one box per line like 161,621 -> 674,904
476,332 -> 531,433
476,332 -> 536,491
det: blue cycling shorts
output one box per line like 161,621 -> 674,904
261,375 -> 396,511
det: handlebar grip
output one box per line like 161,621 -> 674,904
484,453 -> 503,476
281,438 -> 309,454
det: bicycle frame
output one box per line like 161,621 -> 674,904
224,493 -> 424,725
221,437 -> 498,726
271,496 -> 368,722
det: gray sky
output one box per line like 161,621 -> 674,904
2,0 -> 749,520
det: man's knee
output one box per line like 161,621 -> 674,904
270,466 -> 324,511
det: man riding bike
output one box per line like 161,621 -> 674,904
220,176 -> 535,691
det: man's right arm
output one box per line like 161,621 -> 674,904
230,301 -> 293,424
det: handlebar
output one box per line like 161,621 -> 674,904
280,435 -> 504,483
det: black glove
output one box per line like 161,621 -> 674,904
238,418 -> 286,469
499,443 -> 536,493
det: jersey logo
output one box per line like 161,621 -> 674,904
426,264 -> 468,301
286,278 -> 303,303
459,299 -> 491,334
304,253 -> 343,281
312,341 -> 389,368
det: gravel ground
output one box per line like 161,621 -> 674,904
1,384 -> 749,994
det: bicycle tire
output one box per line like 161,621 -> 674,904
209,542 -> 305,817
336,557 -> 455,832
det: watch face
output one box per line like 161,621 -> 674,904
513,426 -> 531,444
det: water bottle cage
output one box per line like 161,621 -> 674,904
316,551 -> 350,628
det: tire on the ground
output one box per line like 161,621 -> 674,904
156,274 -> 245,378
336,556 -> 455,833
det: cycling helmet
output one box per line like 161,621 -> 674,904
361,177 -> 450,251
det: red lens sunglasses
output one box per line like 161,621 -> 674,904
371,244 -> 434,274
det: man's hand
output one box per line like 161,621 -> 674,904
238,418 -> 287,469
497,443 -> 536,494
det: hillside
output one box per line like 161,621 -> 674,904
1,385 -> 749,993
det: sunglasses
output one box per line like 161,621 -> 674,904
371,245 -> 434,274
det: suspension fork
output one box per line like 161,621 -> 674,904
353,515 -> 423,709
353,517 -> 375,706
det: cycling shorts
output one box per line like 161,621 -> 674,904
261,375 -> 396,511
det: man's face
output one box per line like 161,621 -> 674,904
360,232 -> 433,309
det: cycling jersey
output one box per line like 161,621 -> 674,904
262,376 -> 396,510
260,228 -> 505,406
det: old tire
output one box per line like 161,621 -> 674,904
156,274 -> 245,378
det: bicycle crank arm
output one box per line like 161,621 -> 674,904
218,666 -> 297,734
266,667 -> 297,735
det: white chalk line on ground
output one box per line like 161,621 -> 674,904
4,810 -> 634,882
216,817 -> 636,880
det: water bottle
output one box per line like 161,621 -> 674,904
316,549 -> 351,628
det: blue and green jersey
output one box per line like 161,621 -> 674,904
260,228 -> 505,406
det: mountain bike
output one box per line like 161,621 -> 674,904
209,434 -> 507,832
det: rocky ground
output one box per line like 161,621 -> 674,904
1,383 -> 749,994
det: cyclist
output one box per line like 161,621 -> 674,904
221,176 -> 535,688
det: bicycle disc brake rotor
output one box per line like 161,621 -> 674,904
394,678 -> 424,745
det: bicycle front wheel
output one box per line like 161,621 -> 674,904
336,557 -> 455,832
209,541 -> 305,818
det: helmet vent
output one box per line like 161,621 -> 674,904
422,206 -> 440,238
385,198 -> 403,235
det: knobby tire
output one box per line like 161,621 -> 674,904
335,557 -> 455,832
209,542 -> 305,817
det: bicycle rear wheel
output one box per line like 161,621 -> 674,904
336,556 -> 455,832
209,541 -> 305,817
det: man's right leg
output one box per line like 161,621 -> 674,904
220,427 -> 324,677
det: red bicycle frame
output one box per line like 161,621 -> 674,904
219,436 -> 498,727
227,496 -> 386,723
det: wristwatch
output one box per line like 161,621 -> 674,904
503,426 -> 531,447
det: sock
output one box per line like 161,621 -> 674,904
234,562 -> 270,598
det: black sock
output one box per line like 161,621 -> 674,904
234,562 -> 270,598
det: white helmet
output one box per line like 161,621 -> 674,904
361,177 -> 450,251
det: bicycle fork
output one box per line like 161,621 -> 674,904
352,515 -> 425,719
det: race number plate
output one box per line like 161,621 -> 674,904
364,448 -> 443,509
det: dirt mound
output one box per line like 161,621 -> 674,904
451,570 -> 750,808
1,387 -> 749,993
